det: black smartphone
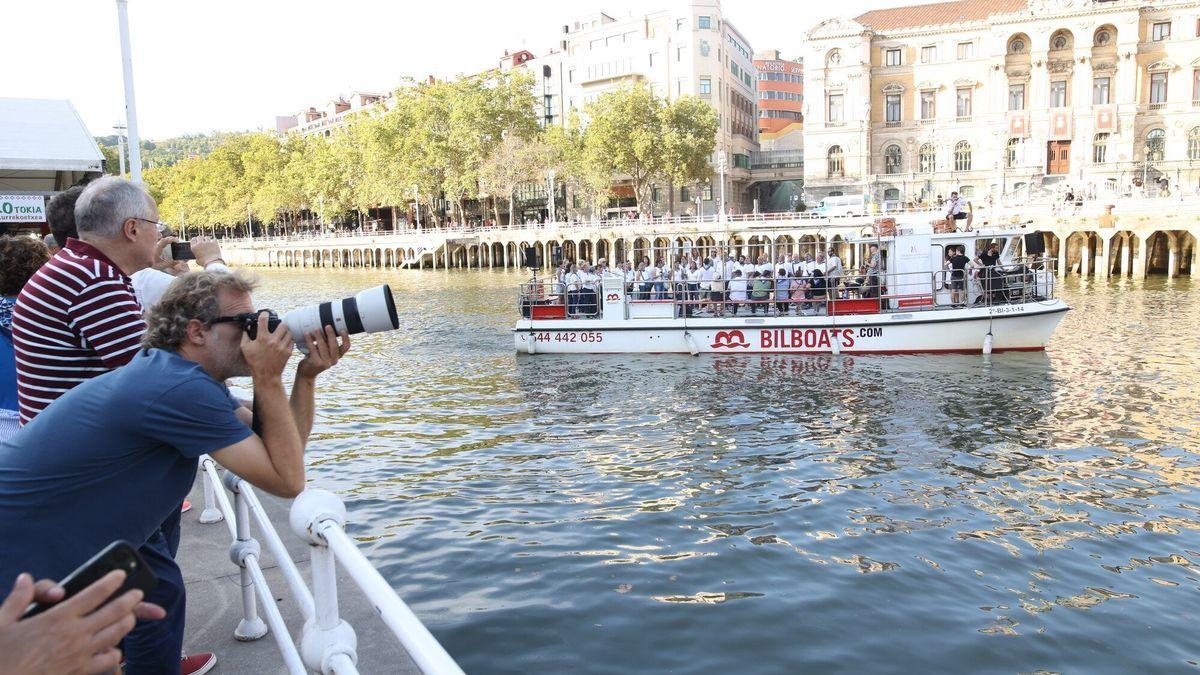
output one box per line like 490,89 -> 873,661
170,242 -> 195,261
22,540 -> 158,619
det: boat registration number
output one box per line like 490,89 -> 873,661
988,305 -> 1027,316
533,331 -> 604,343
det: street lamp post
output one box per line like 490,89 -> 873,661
113,123 -> 127,177
547,169 -> 556,223
114,0 -> 143,183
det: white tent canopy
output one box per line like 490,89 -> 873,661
0,98 -> 104,194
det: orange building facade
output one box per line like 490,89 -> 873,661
754,50 -> 803,150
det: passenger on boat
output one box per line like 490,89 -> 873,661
579,263 -> 600,315
973,242 -> 1002,305
826,248 -> 844,298
728,270 -> 747,314
755,255 -> 772,276
775,268 -> 792,315
708,258 -> 725,316
564,263 -> 583,316
808,269 -> 829,314
946,246 -> 972,306
685,261 -> 702,317
750,271 -> 771,314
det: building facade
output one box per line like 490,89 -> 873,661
750,49 -> 804,212
803,0 -> 1200,208
512,1 -> 759,216
276,92 -> 387,137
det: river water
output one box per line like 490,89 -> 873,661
252,268 -> 1199,674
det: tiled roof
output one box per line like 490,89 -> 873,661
855,0 -> 1027,31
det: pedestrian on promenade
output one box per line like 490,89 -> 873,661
0,270 -> 350,674
0,236 -> 50,443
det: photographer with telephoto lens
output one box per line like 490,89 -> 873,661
0,269 -> 349,673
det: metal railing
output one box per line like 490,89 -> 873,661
199,458 -> 463,675
518,259 -> 1058,320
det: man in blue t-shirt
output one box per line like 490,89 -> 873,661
0,270 -> 350,674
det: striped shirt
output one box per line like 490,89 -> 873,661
12,238 -> 146,423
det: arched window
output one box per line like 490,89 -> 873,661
1094,27 -> 1114,47
827,146 -> 844,177
919,143 -> 936,173
1146,128 -> 1166,161
884,144 -> 902,174
1189,128 -> 1200,160
954,141 -> 972,171
826,49 -> 842,67
1093,133 -> 1109,164
1008,37 -> 1026,54
1050,30 -> 1072,51
1006,138 -> 1020,169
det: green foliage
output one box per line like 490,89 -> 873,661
143,71 -> 717,228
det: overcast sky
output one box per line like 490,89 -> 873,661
8,0 -> 898,139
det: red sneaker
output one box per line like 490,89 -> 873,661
181,500 -> 192,514
181,652 -> 216,675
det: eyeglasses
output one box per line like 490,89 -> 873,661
210,310 -> 280,340
132,217 -> 168,234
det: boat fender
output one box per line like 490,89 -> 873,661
683,330 -> 700,356
830,329 -> 841,356
982,331 -> 993,356
527,332 -> 537,355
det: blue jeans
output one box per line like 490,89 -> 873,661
123,510 -> 186,674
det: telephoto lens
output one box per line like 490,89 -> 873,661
281,284 -> 399,349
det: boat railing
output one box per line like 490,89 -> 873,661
198,456 -> 464,675
518,259 -> 1057,320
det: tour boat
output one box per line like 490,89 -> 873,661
513,220 -> 1069,355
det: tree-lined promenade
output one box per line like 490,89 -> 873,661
143,73 -> 718,239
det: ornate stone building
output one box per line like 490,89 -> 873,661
802,0 -> 1200,207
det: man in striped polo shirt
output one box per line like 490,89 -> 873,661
11,177 -> 159,423
10,176 -> 218,675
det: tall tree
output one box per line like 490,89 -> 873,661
660,96 -> 719,214
583,84 -> 665,213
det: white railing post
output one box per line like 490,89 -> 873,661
199,466 -> 224,524
291,490 -> 358,674
224,472 -> 268,641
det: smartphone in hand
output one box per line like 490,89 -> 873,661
21,540 -> 158,619
169,242 -> 195,261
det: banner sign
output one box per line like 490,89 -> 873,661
0,195 -> 47,223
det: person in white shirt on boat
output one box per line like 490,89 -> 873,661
728,269 -> 747,315
700,259 -> 716,315
756,255 -> 772,276
684,261 -> 703,317
634,262 -> 650,299
826,247 -> 844,297
579,263 -> 600,315
564,264 -> 583,315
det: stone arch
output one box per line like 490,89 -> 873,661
1093,24 -> 1116,49
1006,32 -> 1030,55
1048,28 -> 1073,53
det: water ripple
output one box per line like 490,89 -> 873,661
251,269 -> 1200,674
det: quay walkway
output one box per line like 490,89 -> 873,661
220,199 -> 1199,278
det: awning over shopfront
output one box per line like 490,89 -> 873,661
0,98 -> 104,194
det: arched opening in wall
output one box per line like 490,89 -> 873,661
374,249 -> 382,267
534,241 -> 545,268
954,141 -> 972,172
772,235 -> 794,258
383,249 -> 393,267
632,237 -> 649,263
652,237 -> 670,263
883,144 -> 902,175
1048,29 -> 1073,53
1091,24 -> 1117,75
561,241 -> 576,263
827,146 -> 844,178
596,240 -> 610,261
1145,231 -> 1170,274
726,236 -> 744,259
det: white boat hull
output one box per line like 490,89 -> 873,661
514,300 -> 1069,355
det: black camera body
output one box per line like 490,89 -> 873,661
241,310 -> 282,340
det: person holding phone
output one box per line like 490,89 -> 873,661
0,569 -> 165,675
0,270 -> 350,673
